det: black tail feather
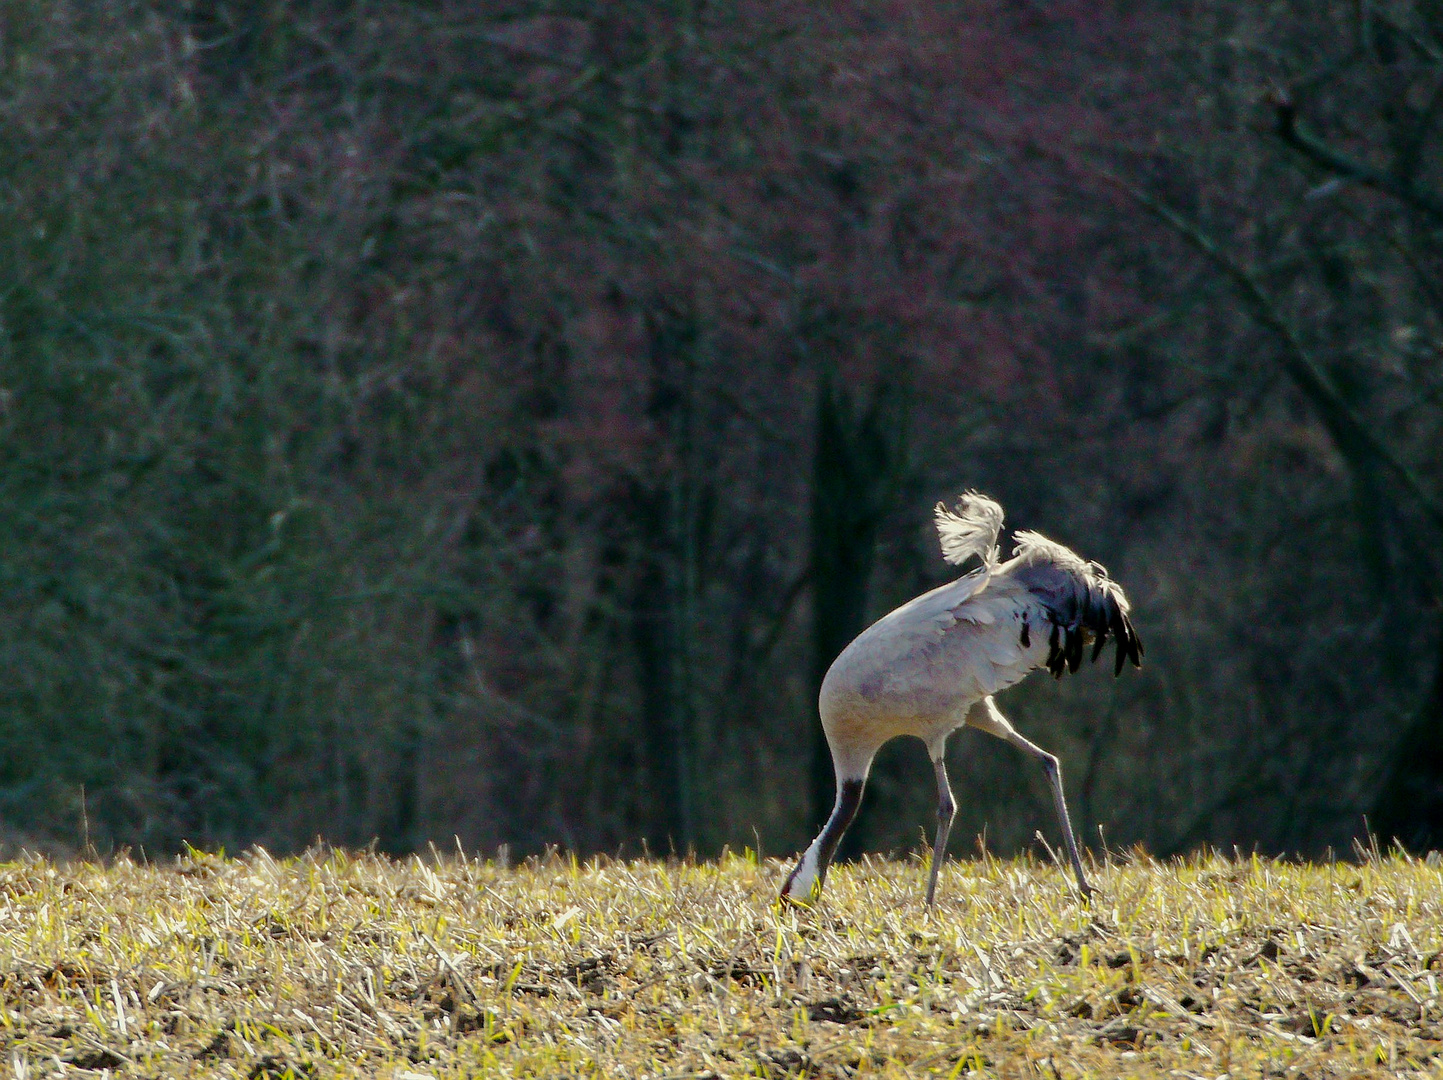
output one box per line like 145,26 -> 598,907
1033,566 -> 1142,680
1008,530 -> 1143,681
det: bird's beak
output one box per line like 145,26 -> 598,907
778,876 -> 822,908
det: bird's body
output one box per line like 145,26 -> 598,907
781,494 -> 1142,907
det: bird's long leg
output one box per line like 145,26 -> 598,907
970,696 -> 1095,899
926,755 -> 956,908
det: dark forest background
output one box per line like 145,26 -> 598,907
1,0 -> 1442,863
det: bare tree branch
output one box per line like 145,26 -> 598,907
1272,97 -> 1443,224
1086,161 -> 1443,536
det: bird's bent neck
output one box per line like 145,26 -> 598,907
782,777 -> 864,902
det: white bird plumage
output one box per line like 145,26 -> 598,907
781,493 -> 1142,907
934,491 -> 1003,569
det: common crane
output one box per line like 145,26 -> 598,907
781,493 -> 1142,907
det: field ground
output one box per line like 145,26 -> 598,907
0,849 -> 1440,1078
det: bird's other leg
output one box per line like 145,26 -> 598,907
926,754 -> 956,908
971,696 -> 1095,899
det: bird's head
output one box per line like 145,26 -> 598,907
778,851 -> 823,907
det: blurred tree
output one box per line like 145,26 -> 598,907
0,0 -> 1439,860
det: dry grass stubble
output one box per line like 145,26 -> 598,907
0,849 -> 1440,1077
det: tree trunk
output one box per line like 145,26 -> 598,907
1371,620 -> 1443,852
632,485 -> 689,855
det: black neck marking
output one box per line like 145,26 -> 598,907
814,778 -> 865,884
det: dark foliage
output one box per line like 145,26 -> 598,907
0,0 -> 1439,858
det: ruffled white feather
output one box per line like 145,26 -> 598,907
934,492 -> 1003,569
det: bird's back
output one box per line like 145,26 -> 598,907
818,506 -> 1141,763
821,572 -> 1041,725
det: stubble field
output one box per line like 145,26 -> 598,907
0,848 -> 1440,1078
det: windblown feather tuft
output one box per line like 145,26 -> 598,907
1006,530 -> 1143,678
934,492 -> 1004,570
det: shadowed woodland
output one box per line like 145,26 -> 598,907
1,0 -> 1441,863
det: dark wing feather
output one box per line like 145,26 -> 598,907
1003,530 -> 1142,680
